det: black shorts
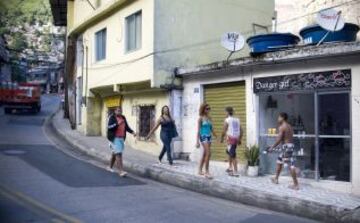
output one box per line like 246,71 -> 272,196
226,144 -> 237,158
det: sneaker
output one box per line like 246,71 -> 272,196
106,167 -> 115,173
119,171 -> 128,177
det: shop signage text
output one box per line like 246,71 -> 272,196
253,69 -> 351,93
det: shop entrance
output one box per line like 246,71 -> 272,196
204,81 -> 246,161
318,92 -> 350,181
259,91 -> 351,182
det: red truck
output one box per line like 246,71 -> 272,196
0,82 -> 41,114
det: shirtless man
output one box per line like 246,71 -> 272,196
268,112 -> 299,190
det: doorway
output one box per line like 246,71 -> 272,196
317,92 -> 351,181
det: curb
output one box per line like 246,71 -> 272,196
47,111 -> 359,223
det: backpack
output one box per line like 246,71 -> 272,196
107,115 -> 117,142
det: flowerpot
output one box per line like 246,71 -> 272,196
247,166 -> 259,177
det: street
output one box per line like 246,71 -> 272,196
0,95 -> 318,223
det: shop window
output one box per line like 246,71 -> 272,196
258,92 -> 350,182
138,105 -> 155,139
259,93 -> 316,179
125,11 -> 142,52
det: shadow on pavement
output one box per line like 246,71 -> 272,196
0,144 -> 145,188
241,213 -> 314,223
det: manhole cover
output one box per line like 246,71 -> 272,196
2,150 -> 27,155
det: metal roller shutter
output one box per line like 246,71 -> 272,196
204,81 -> 246,161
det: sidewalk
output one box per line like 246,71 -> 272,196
50,110 -> 360,223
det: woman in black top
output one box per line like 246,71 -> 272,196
147,105 -> 178,165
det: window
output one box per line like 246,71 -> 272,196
125,11 -> 142,52
138,105 -> 155,139
95,28 -> 106,61
258,91 -> 351,182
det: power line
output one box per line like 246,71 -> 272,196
84,0 -> 360,71
68,0 -> 360,86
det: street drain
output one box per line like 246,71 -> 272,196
2,150 -> 27,156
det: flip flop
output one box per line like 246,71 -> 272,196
232,172 -> 239,177
271,177 -> 279,184
288,184 -> 300,190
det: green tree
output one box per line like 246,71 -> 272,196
9,32 -> 28,51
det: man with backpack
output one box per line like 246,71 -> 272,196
107,107 -> 136,177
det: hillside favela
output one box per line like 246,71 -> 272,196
0,0 -> 360,223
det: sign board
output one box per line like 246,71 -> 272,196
104,96 -> 121,107
221,32 -> 245,52
253,69 -> 351,93
316,8 -> 345,31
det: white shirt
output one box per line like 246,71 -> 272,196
225,116 -> 241,137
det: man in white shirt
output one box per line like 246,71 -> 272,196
221,107 -> 243,177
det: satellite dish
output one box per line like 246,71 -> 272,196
316,8 -> 345,32
221,32 -> 245,52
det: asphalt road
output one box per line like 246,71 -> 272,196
0,95 -> 319,223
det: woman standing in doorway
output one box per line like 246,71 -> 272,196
147,105 -> 178,165
196,103 -> 216,179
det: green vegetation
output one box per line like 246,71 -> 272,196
0,0 -> 53,51
0,0 -> 52,28
0,0 -> 59,81
244,145 -> 260,166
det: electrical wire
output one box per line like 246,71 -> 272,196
80,0 -> 360,72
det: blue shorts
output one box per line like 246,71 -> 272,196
226,144 -> 237,158
112,137 -> 125,154
200,135 -> 212,143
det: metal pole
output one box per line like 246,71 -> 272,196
316,11 -> 342,46
85,46 -> 88,106
314,92 -> 319,181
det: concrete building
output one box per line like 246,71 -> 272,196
177,41 -> 360,195
53,0 -> 274,156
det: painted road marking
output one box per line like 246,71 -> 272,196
0,183 -> 81,223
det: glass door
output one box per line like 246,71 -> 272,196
317,92 -> 351,182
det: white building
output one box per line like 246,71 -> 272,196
177,41 -> 360,195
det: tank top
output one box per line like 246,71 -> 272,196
160,117 -> 173,133
226,116 -> 241,138
200,118 -> 212,136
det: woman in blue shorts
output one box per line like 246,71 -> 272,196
196,103 -> 217,179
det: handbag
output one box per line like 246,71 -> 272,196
107,129 -> 116,142
171,121 -> 179,138
107,115 -> 117,142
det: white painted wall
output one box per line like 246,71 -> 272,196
153,0 -> 275,87
121,90 -> 170,155
182,55 -> 360,194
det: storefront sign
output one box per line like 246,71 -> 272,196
104,96 -> 121,108
253,69 -> 351,93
